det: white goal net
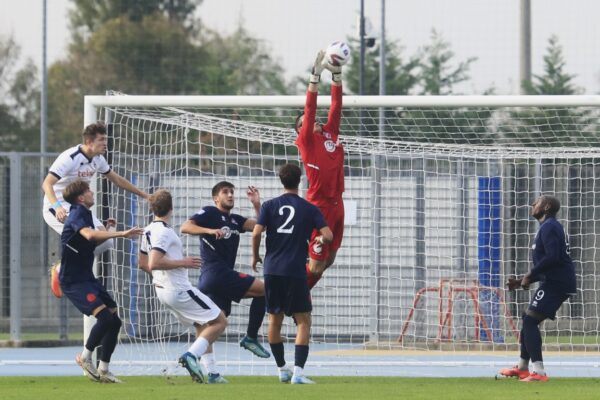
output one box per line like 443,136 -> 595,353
86,95 -> 600,375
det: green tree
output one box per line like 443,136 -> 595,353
48,5 -> 289,150
0,34 -> 40,151
522,35 -> 578,95
500,35 -> 596,147
69,0 -> 202,34
344,37 -> 420,96
418,29 -> 476,95
397,30 -> 489,144
201,25 -> 288,95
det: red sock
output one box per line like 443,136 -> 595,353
306,264 -> 322,289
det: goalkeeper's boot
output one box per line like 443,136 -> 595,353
240,335 -> 271,358
178,352 -> 205,383
498,365 -> 530,379
75,353 -> 100,382
520,372 -> 549,382
279,367 -> 292,383
291,374 -> 316,384
99,370 -> 124,384
207,373 -> 229,384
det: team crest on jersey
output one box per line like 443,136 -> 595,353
231,219 -> 238,225
324,140 -> 336,153
221,216 -> 226,221
324,132 -> 332,140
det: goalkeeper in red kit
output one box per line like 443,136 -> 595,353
294,50 -> 345,289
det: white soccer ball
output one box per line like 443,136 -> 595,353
325,41 -> 351,67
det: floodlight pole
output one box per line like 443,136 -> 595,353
519,0 -> 531,93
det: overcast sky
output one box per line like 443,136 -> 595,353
2,0 -> 600,94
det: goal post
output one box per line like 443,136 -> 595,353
84,94 -> 600,373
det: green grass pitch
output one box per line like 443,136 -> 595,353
2,376 -> 600,400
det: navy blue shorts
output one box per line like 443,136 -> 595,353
264,274 -> 312,316
528,283 -> 571,320
197,268 -> 255,316
61,279 -> 117,316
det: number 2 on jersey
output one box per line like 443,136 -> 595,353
277,205 -> 295,234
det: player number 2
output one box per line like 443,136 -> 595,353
277,205 -> 295,234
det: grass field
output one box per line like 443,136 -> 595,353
2,376 -> 600,400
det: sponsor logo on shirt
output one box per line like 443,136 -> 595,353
78,170 -> 95,178
220,226 -> 240,239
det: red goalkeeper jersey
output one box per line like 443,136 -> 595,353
295,85 -> 345,207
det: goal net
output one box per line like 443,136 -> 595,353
86,94 -> 600,375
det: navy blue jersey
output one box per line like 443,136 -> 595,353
257,193 -> 327,278
190,206 -> 247,271
60,204 -> 96,284
531,217 -> 576,294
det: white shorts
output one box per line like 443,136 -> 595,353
155,286 -> 221,327
43,206 -> 104,234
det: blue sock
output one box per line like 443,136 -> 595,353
269,342 -> 285,368
99,313 -> 122,363
295,344 -> 309,369
85,308 -> 114,351
247,296 -> 265,339
519,328 -> 530,361
522,315 -> 543,362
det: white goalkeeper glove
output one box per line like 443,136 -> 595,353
310,50 -> 326,84
324,62 -> 342,83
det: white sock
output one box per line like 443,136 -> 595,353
189,337 -> 210,358
81,348 -> 92,360
98,361 -> 109,372
279,365 -> 289,372
518,358 -> 529,370
293,366 -> 304,376
201,351 -> 218,374
532,361 -> 545,375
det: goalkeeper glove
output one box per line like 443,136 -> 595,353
310,50 -> 326,84
324,62 -> 342,83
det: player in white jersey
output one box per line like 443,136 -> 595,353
139,189 -> 228,384
42,121 -> 149,255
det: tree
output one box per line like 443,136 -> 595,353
500,35 -> 596,147
201,25 -> 288,95
418,29 -> 476,95
47,5 -> 290,150
0,35 -> 40,151
69,0 -> 202,35
344,36 -> 420,96
397,30 -> 488,144
522,35 -> 578,95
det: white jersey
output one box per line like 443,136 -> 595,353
43,145 -> 111,211
140,220 -> 193,290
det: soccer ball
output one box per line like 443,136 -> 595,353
325,41 -> 351,66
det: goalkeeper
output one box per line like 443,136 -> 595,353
294,50 -> 345,289
499,195 -> 576,382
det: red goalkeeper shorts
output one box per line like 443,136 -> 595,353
308,199 -> 345,261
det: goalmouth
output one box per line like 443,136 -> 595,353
83,94 -> 600,374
